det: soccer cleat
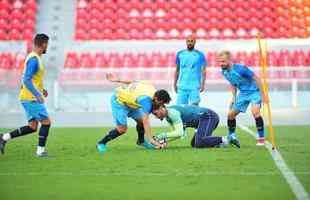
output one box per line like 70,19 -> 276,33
142,141 -> 155,149
228,134 -> 241,148
218,136 -> 229,148
136,139 -> 143,146
0,134 -> 6,155
36,151 -> 48,157
256,137 -> 265,146
97,143 -> 107,153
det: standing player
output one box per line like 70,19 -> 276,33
0,34 -> 51,156
218,51 -> 267,146
174,34 -> 207,105
96,73 -> 171,153
152,104 -> 240,148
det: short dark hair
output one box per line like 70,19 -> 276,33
34,33 -> 49,47
154,89 -> 171,104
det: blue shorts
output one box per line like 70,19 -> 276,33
111,94 -> 144,126
232,91 -> 262,113
21,101 -> 49,122
176,89 -> 200,105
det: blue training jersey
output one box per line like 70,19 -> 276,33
176,49 -> 206,90
221,63 -> 259,93
167,105 -> 212,128
136,96 -> 152,114
22,57 -> 41,98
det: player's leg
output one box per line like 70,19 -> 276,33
130,109 -> 154,149
176,89 -> 189,105
97,95 -> 128,153
0,101 -> 41,155
250,92 -> 265,146
192,111 -> 223,148
0,120 -> 38,155
135,119 -> 144,145
227,93 -> 248,144
30,101 -> 52,157
189,89 -> 200,106
37,118 -> 51,157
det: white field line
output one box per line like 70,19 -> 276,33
239,125 -> 310,200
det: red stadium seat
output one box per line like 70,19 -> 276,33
0,53 -> 12,69
80,53 -> 95,68
9,29 -> 23,40
64,52 -> 79,68
11,9 -> 24,20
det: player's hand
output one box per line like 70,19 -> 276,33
200,84 -> 205,93
106,73 -> 119,82
43,89 -> 48,97
150,137 -> 165,149
36,95 -> 44,103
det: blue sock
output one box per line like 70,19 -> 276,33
255,116 -> 265,138
257,130 -> 264,138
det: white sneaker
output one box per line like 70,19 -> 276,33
36,151 -> 48,157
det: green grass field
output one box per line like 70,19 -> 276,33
0,126 -> 309,200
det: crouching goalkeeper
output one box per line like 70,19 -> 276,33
152,104 -> 240,148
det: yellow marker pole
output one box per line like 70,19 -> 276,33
256,33 -> 277,150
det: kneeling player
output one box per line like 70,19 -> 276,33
152,105 -> 240,148
96,73 -> 171,153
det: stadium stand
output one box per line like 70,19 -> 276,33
64,50 -> 310,68
0,0 -> 36,41
58,50 -> 310,87
75,0 -> 310,40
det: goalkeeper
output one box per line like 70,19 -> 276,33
152,104 -> 240,148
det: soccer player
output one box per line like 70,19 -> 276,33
218,51 -> 267,146
152,104 -> 240,148
0,33 -> 51,156
96,73 -> 171,153
174,34 -> 207,105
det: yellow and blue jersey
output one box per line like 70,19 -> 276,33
175,49 -> 206,90
19,52 -> 45,101
115,81 -> 155,113
221,63 -> 259,93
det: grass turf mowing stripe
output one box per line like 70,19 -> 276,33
239,125 -> 310,200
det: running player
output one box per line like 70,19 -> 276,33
0,33 -> 51,156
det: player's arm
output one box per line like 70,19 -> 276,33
156,109 -> 185,141
200,53 -> 207,92
253,75 -> 268,103
23,57 -> 44,103
106,73 -> 132,85
229,85 -> 237,109
174,53 -> 180,93
138,97 -> 164,149
141,114 -> 163,149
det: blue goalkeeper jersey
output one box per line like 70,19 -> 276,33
221,63 -> 259,93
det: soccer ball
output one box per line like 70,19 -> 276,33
158,138 -> 168,148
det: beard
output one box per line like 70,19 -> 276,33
187,45 -> 194,50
